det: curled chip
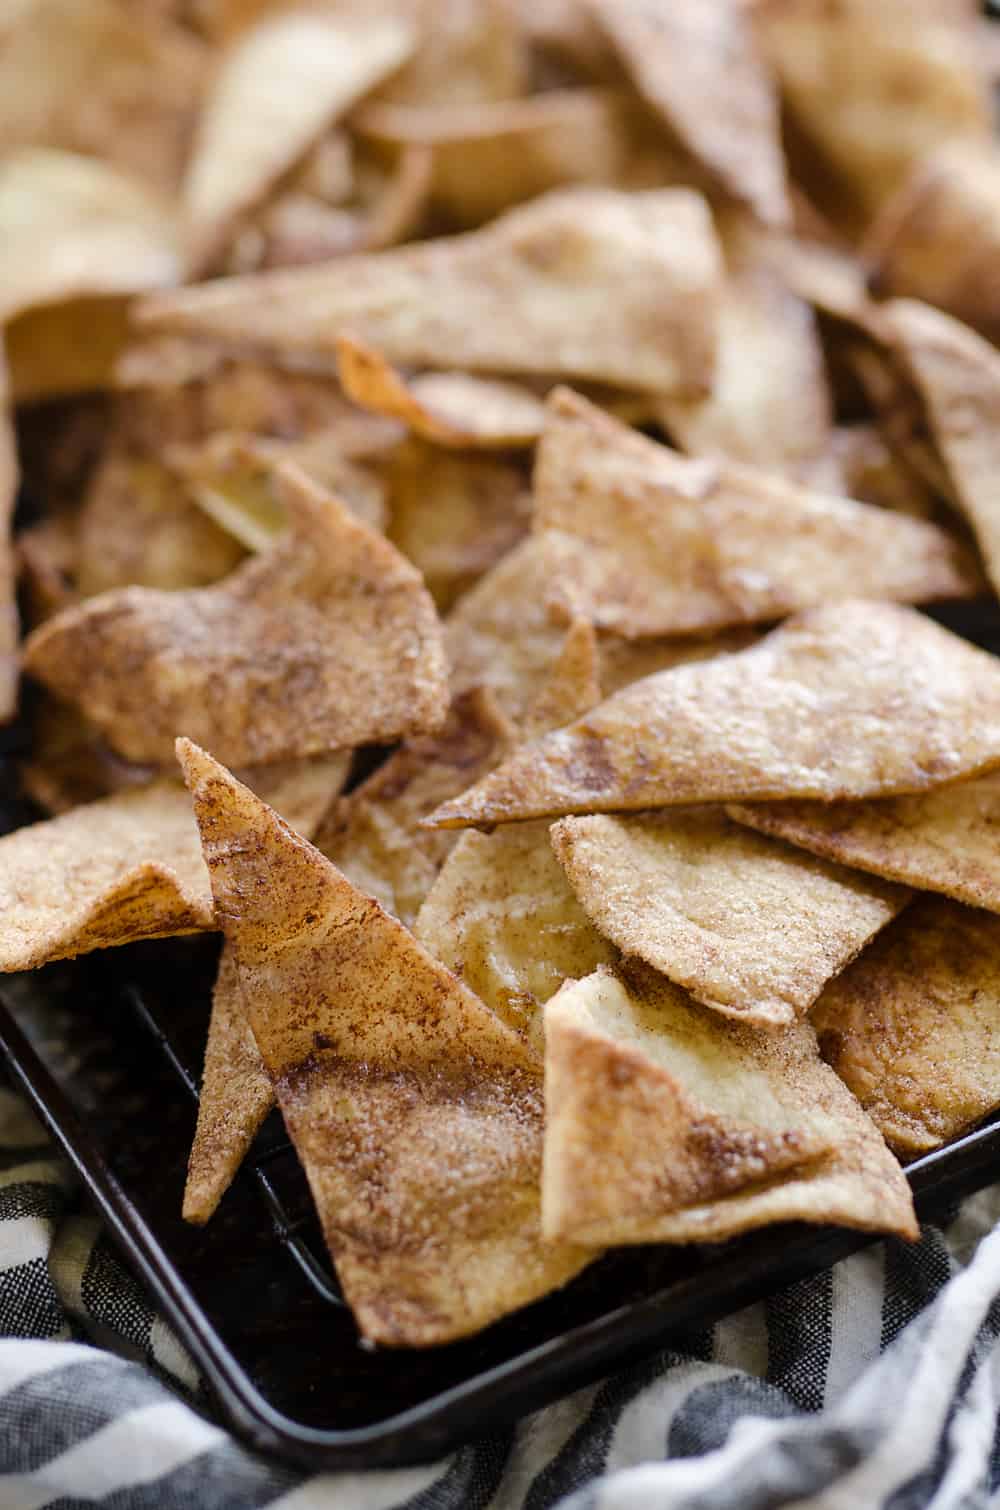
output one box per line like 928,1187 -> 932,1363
813,898 -> 1000,1156
542,964 -> 917,1247
137,188 -> 724,397
534,390 -> 981,638
183,9 -> 415,271
427,602 -> 1000,828
24,464 -> 447,766
550,810 -> 909,1029
178,740 -> 590,1347
337,335 -> 546,448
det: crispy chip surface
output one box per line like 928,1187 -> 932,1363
550,810 -> 909,1028
543,964 -> 917,1247
24,464 -> 447,765
137,188 -> 723,396
427,602 -> 1000,827
178,740 -> 589,1346
813,897 -> 1000,1155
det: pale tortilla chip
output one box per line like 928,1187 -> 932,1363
24,463 -> 447,766
535,390 -> 981,638
762,234 -> 878,332
754,0 -> 990,224
337,335 -> 546,448
137,188 -> 723,396
550,810 -> 909,1029
729,771 -> 1000,916
588,0 -> 789,226
813,897 -> 1000,1156
0,149 -> 180,323
427,601 -> 1000,828
542,964 -> 918,1247
882,299 -> 1000,596
314,687 -> 513,928
375,0 -> 528,107
353,89 -> 691,226
183,9 -> 415,271
0,349 -> 19,720
864,142 -> 1000,336
177,740 -> 589,1346
183,943 -> 274,1225
383,440 -> 531,612
0,756 -> 349,970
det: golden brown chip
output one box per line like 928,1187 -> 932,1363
535,390 -> 980,638
177,739 -> 589,1346
754,0 -> 990,225
0,348 -> 19,720
6,296 -> 135,403
0,755 -> 348,970
550,810 -> 909,1029
543,964 -> 918,1247
588,0 -> 789,227
729,771 -> 1000,916
353,89 -> 691,227
24,464 -> 447,766
813,897 -> 1000,1156
314,687 -> 513,929
427,601 -> 1000,828
137,188 -> 723,396
183,8 -> 415,271
183,943 -> 273,1226
864,142 -> 1000,336
383,440 -> 531,613
337,335 -> 546,448
881,299 -> 1000,596
0,150 -> 180,324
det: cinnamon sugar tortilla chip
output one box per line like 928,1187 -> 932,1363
882,299 -> 1000,596
729,772 -> 1000,916
18,695 -> 154,817
588,0 -> 789,227
137,188 -> 723,396
17,518 -> 79,629
314,687 -> 513,928
550,810 -> 909,1030
353,89 -> 691,226
6,296 -> 135,403
177,740 -> 589,1346
812,897 -> 1000,1156
337,335 -> 546,449
830,423 -> 937,519
597,629 -> 762,697
24,463 -> 447,766
535,391 -> 981,638
0,351 -> 18,720
384,440 -> 531,613
183,9 -> 415,272
0,150 -> 180,323
519,619 -> 602,743
375,0 -> 528,107
427,601 -> 1000,828
542,964 -> 917,1247
754,0 -> 990,224
0,756 -> 348,971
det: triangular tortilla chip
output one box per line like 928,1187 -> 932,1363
534,390 -> 981,637
519,619 -> 601,742
427,601 -> 1000,828
24,464 -> 447,766
337,335 -> 546,449
177,740 -> 589,1345
0,754 -> 347,970
729,771 -> 1000,915
353,88 -> 691,227
182,943 -> 275,1225
543,964 -> 917,1247
550,810 -> 909,1029
0,149 -> 180,323
0,348 -> 19,720
183,9 -> 414,271
314,687 -> 513,928
587,0 -> 789,227
137,188 -> 723,396
882,298 -> 1000,596
383,439 -> 531,613
812,896 -> 1000,1156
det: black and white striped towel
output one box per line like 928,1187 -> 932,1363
3,1078 -> 1000,1510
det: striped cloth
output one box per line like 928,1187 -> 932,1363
3,1083 -> 1000,1509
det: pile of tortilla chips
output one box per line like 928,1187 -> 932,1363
8,0 -> 1000,1347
